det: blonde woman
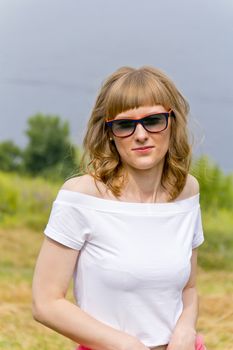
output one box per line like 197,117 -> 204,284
32,66 -> 206,350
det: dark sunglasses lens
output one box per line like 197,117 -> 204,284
112,120 -> 135,137
111,113 -> 168,137
143,114 -> 167,132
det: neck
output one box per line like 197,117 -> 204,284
121,161 -> 166,203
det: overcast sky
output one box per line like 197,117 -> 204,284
0,0 -> 233,172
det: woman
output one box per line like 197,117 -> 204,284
32,66 -> 206,350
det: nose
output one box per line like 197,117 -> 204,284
133,122 -> 149,141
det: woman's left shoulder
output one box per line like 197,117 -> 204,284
185,174 -> 200,196
176,174 -> 199,201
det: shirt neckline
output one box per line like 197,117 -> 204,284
56,189 -> 200,214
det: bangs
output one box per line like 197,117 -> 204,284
105,70 -> 174,119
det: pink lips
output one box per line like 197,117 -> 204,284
132,146 -> 154,153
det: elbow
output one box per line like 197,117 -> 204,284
32,295 -> 64,324
32,299 -> 49,323
32,300 -> 43,322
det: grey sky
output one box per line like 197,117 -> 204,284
0,0 -> 233,171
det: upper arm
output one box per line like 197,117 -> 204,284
183,176 -> 202,290
33,175 -> 93,310
32,237 -> 80,311
184,248 -> 198,289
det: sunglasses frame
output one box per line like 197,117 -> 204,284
105,109 -> 175,138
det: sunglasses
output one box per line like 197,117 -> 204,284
105,109 -> 175,138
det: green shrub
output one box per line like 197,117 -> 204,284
0,173 -> 20,217
199,209 -> 233,271
0,171 -> 60,231
191,155 -> 233,210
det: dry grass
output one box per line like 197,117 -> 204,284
197,270 -> 233,349
0,228 -> 75,349
0,228 -> 233,350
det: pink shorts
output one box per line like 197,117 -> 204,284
76,333 -> 206,350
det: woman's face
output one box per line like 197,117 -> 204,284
111,105 -> 172,172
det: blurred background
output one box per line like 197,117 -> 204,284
0,1 -> 232,349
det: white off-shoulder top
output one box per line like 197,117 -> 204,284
44,190 -> 204,347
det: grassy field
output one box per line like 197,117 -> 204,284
0,228 -> 233,350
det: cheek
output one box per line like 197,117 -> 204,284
162,136 -> 170,152
154,131 -> 170,153
114,140 -> 130,157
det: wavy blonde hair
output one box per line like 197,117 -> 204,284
80,66 -> 191,201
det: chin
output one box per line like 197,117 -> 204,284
130,156 -> 166,169
131,161 -> 161,170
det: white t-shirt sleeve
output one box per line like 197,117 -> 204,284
44,201 -> 89,250
192,205 -> 204,249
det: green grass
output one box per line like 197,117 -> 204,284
199,209 -> 233,270
0,171 -> 60,230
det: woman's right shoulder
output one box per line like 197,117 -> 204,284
60,174 -> 103,197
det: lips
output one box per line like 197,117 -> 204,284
132,146 -> 154,150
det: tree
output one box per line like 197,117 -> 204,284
0,140 -> 23,172
23,114 -> 79,179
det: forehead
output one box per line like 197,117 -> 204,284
114,105 -> 167,119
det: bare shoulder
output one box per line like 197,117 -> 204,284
176,174 -> 200,200
186,174 -> 200,196
60,174 -> 105,197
